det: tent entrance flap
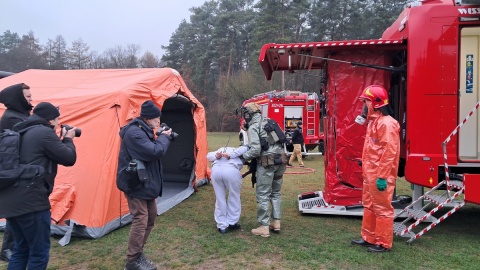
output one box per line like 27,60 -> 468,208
161,94 -> 195,185
155,94 -> 196,214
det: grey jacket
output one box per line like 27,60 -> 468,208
242,113 -> 285,161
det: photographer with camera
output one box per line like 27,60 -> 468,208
0,102 -> 77,269
116,100 -> 173,270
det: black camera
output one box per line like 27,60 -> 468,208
61,124 -> 82,137
155,123 -> 179,141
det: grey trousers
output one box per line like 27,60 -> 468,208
255,164 -> 286,226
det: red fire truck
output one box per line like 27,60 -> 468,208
258,0 -> 480,243
239,90 -> 324,155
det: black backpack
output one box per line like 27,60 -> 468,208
263,118 -> 287,144
0,127 -> 45,190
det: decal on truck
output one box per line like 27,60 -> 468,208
458,8 -> 480,15
466,54 -> 474,93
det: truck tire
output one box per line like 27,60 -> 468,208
318,140 -> 325,155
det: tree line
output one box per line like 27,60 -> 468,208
0,0 -> 410,132
0,31 -> 163,72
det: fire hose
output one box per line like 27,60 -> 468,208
284,165 -> 315,175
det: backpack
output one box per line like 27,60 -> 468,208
262,118 -> 288,144
0,127 -> 45,190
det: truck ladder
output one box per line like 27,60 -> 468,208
305,96 -> 316,136
394,100 -> 480,243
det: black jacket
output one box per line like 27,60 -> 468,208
291,126 -> 304,144
0,114 -> 77,218
116,118 -> 171,200
0,83 -> 32,131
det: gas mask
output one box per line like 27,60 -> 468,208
243,112 -> 252,123
355,104 -> 368,125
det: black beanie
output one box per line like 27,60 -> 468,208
140,100 -> 162,119
33,102 -> 60,121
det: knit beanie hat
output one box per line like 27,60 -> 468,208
33,102 -> 60,121
140,100 -> 162,119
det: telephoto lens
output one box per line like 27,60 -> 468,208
61,124 -> 82,137
156,123 -> 179,141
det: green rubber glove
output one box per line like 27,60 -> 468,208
376,178 -> 387,191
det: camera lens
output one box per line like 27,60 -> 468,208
62,124 -> 81,137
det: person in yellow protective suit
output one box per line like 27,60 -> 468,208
351,85 -> 400,252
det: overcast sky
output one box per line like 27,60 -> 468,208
0,0 -> 208,58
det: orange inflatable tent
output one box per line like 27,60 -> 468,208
0,68 -> 209,245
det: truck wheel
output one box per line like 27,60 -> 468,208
286,143 -> 294,153
318,140 -> 325,155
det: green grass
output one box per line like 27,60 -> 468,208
1,132 -> 480,269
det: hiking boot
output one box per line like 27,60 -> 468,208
251,225 -> 270,237
269,219 -> 281,232
124,255 -> 156,270
139,253 -> 157,270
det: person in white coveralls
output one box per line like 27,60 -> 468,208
207,145 -> 248,234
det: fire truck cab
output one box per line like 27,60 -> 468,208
258,0 -> 480,242
239,90 -> 325,155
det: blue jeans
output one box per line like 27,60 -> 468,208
7,210 -> 51,270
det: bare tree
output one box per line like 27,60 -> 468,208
125,44 -> 140,68
50,35 -> 68,69
139,51 -> 160,68
104,44 -> 140,68
104,45 -> 126,68
68,38 -> 90,69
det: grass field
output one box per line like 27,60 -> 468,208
1,132 -> 480,269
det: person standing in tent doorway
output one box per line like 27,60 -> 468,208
0,83 -> 33,263
287,121 -> 304,167
116,100 -> 173,270
351,85 -> 400,252
207,145 -> 248,234
240,102 -> 287,238
0,102 -> 78,269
